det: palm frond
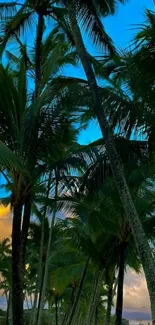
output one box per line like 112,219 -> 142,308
77,1 -> 116,54
0,2 -> 17,19
0,140 -> 25,173
0,9 -> 34,55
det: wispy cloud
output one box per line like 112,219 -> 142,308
123,270 -> 150,314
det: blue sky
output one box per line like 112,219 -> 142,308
104,0 -> 154,48
0,1 -> 154,316
2,0 -> 154,146
78,0 -> 155,144
0,0 -> 154,193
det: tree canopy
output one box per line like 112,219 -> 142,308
0,1 -> 155,325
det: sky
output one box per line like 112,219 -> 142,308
81,0 -> 154,318
0,0 -> 155,319
79,0 -> 155,145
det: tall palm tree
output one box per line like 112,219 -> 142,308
59,2 -> 155,321
56,136 -> 155,324
1,2 -> 155,323
0,238 -> 12,325
0,13 -> 110,320
0,38 -> 87,323
26,214 -> 104,325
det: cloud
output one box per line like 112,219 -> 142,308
0,207 -> 151,317
123,269 -> 151,313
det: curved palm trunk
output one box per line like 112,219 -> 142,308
67,3 -> 155,323
6,292 -> 10,325
62,287 -> 75,325
36,213 -> 56,325
31,285 -> 39,325
21,196 -> 31,267
36,172 -> 58,325
64,258 -> 89,325
36,263 -> 45,324
85,269 -> 104,325
9,292 -> 13,325
26,295 -> 30,310
105,278 -> 114,325
94,307 -> 98,325
55,296 -> 58,325
31,173 -> 52,325
77,314 -> 82,325
12,202 -> 24,325
31,218 -> 45,325
29,13 -> 45,324
115,242 -> 127,325
6,290 -> 13,325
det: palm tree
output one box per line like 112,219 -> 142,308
1,2 -> 155,323
0,238 -> 12,325
26,214 -> 104,325
0,38 -> 87,323
55,136 -> 155,324
59,2 -> 155,321
0,21 -> 107,321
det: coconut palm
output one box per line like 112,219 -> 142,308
0,0 -> 117,55
26,213 -> 105,325
0,13 -> 114,321
0,40 -> 90,323
54,136 -> 155,325
0,238 -> 12,325
52,3 -> 155,321
1,2 -> 155,323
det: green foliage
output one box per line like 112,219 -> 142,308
0,2 -> 155,325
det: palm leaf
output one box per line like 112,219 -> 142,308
78,0 -> 116,54
0,140 -> 25,174
0,2 -> 17,19
51,263 -> 84,293
0,8 -> 34,55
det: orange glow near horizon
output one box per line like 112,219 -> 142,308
0,205 -> 12,240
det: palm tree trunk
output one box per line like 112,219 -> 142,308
21,196 -> 31,260
31,226 -> 44,325
105,281 -> 113,325
30,294 -> 33,309
6,292 -> 10,325
58,300 -> 61,325
26,295 -> 30,310
85,269 -> 104,325
62,287 -> 75,325
7,289 -> 13,325
31,290 -> 38,325
31,173 -> 52,325
94,307 -> 98,325
55,297 -> 58,325
64,258 -> 89,325
12,194 -> 31,325
36,171 -> 59,325
115,242 -> 127,325
67,4 -> 155,323
12,201 -> 24,325
105,272 -> 115,325
21,195 -> 32,276
9,293 -> 13,325
76,314 -> 82,325
36,262 -> 45,324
